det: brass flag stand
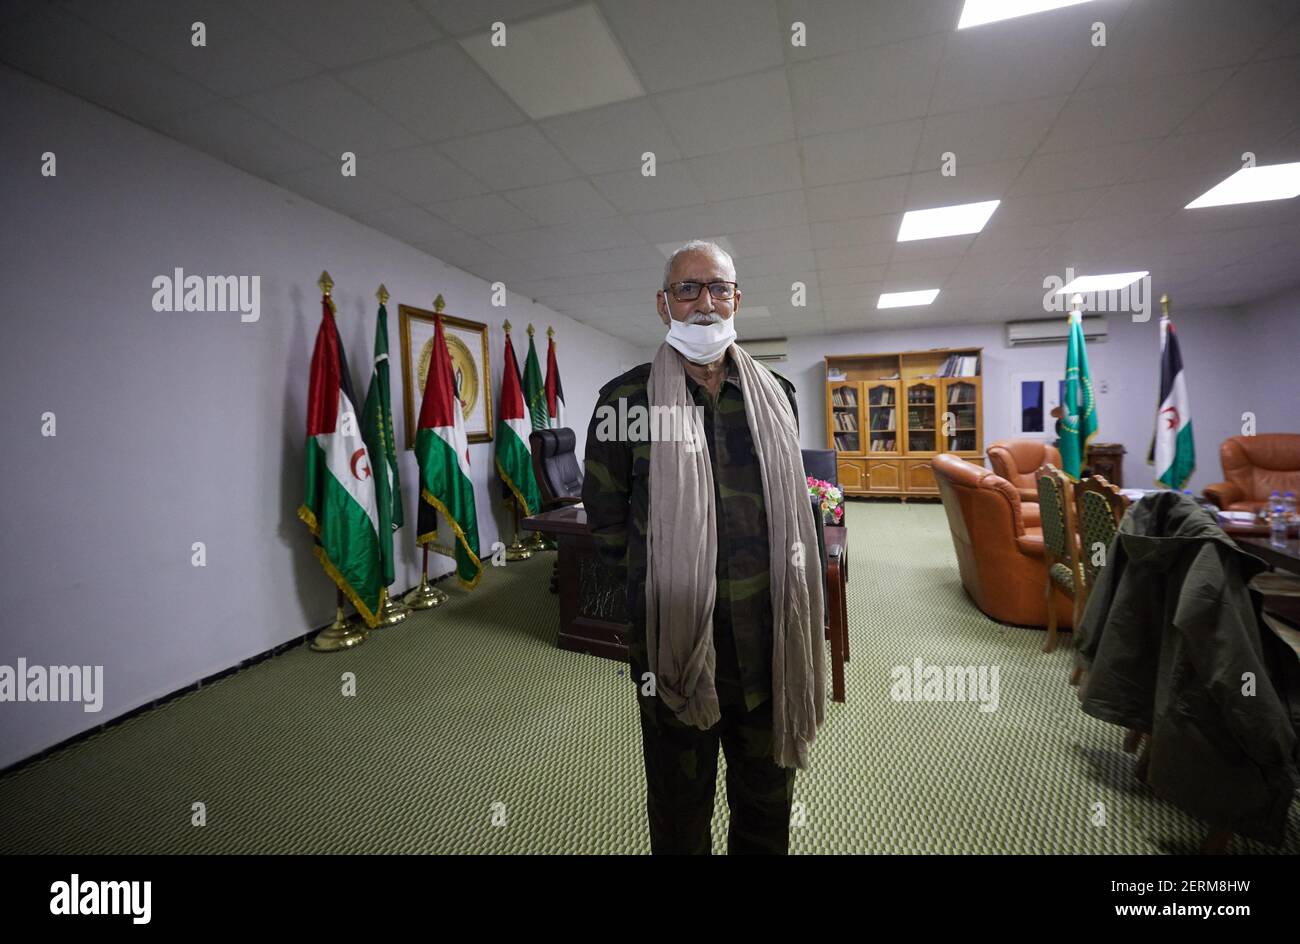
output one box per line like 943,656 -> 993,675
506,497 -> 533,561
312,588 -> 369,651
405,542 -> 449,610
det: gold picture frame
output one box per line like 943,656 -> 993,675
398,299 -> 492,449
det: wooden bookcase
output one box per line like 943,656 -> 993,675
825,348 -> 984,499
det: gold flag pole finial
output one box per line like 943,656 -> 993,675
503,319 -> 513,333
546,325 -> 554,340
376,283 -> 389,305
318,271 -> 334,296
433,294 -> 446,313
527,323 -> 535,337
1160,294 -> 1171,319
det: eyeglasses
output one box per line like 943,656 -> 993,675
664,280 -> 739,302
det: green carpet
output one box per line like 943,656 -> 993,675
1,501 -> 1295,853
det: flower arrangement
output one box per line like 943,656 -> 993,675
807,476 -> 844,525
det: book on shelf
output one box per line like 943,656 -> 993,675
938,353 -> 981,377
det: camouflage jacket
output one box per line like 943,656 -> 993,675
581,349 -> 800,711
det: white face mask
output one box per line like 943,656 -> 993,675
662,303 -> 737,365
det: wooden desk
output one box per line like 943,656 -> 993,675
522,505 -> 628,662
523,507 -> 853,698
1237,536 -> 1300,575
824,524 -> 849,703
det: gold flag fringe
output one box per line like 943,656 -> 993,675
494,455 -> 537,518
416,489 -> 484,590
297,504 -> 385,628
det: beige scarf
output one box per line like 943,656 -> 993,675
644,341 -> 826,770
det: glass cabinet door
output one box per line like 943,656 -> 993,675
865,382 -> 899,454
943,379 -> 980,453
829,382 -> 862,454
904,381 -> 938,454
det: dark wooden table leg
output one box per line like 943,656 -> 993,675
828,554 -> 846,703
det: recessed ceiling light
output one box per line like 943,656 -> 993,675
878,289 -> 940,309
957,0 -> 1095,29
460,4 -> 643,119
1056,271 -> 1149,294
897,201 -> 1000,241
1185,162 -> 1300,208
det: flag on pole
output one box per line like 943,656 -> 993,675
298,285 -> 385,627
522,325 -> 548,430
414,314 -> 483,589
544,327 -> 566,429
1147,312 -> 1195,489
1059,308 -> 1098,480
496,324 -> 542,517
361,288 -> 403,589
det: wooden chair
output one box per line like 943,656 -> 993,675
1073,475 -> 1129,618
1035,464 -> 1082,653
1070,476 -> 1128,684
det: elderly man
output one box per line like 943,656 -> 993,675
582,239 -> 826,855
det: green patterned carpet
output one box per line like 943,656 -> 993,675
1,501 -> 1295,854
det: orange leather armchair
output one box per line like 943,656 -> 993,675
1204,434 -> 1300,513
988,440 -> 1062,504
933,453 -> 1074,630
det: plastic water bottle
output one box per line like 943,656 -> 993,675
1285,491 -> 1297,524
1270,491 -> 1287,548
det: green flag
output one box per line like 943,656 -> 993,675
361,298 -> 403,587
522,329 -> 548,430
299,293 -> 384,627
1060,309 -> 1098,479
495,330 -> 542,516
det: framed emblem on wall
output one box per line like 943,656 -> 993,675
398,299 -> 492,449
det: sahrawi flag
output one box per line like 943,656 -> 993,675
544,329 -> 565,429
414,315 -> 483,589
299,293 -> 385,627
1059,308 -> 1098,480
361,294 -> 402,588
496,329 -> 541,516
522,328 -> 548,430
1148,316 -> 1195,489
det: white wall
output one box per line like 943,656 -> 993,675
0,67 -> 643,768
779,296 -> 1297,493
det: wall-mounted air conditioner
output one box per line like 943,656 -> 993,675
1005,316 -> 1107,347
741,337 -> 788,362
